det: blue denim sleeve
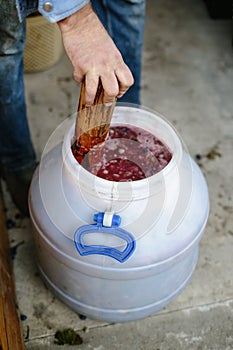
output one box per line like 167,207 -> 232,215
15,0 -> 90,23
38,0 -> 90,22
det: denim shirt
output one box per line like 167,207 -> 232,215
16,0 -> 89,23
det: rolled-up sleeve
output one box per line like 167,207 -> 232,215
38,0 -> 90,23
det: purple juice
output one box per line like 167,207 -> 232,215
72,125 -> 172,181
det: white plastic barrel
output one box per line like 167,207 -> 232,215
29,105 -> 209,322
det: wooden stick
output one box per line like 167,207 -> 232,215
74,80 -> 116,164
0,192 -> 25,350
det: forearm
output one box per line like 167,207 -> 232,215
56,3 -> 133,105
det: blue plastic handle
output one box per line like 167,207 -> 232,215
74,214 -> 136,263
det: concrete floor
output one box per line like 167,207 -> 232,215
2,0 -> 233,349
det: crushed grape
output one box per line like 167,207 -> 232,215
72,125 -> 172,181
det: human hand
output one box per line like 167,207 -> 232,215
57,3 -> 134,106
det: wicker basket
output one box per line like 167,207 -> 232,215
24,14 -> 63,73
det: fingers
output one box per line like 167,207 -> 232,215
83,66 -> 134,106
84,74 -> 100,106
100,73 -> 119,104
115,64 -> 134,99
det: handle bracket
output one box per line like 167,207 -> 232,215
74,212 -> 136,263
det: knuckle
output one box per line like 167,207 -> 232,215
109,87 -> 119,98
73,72 -> 82,83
